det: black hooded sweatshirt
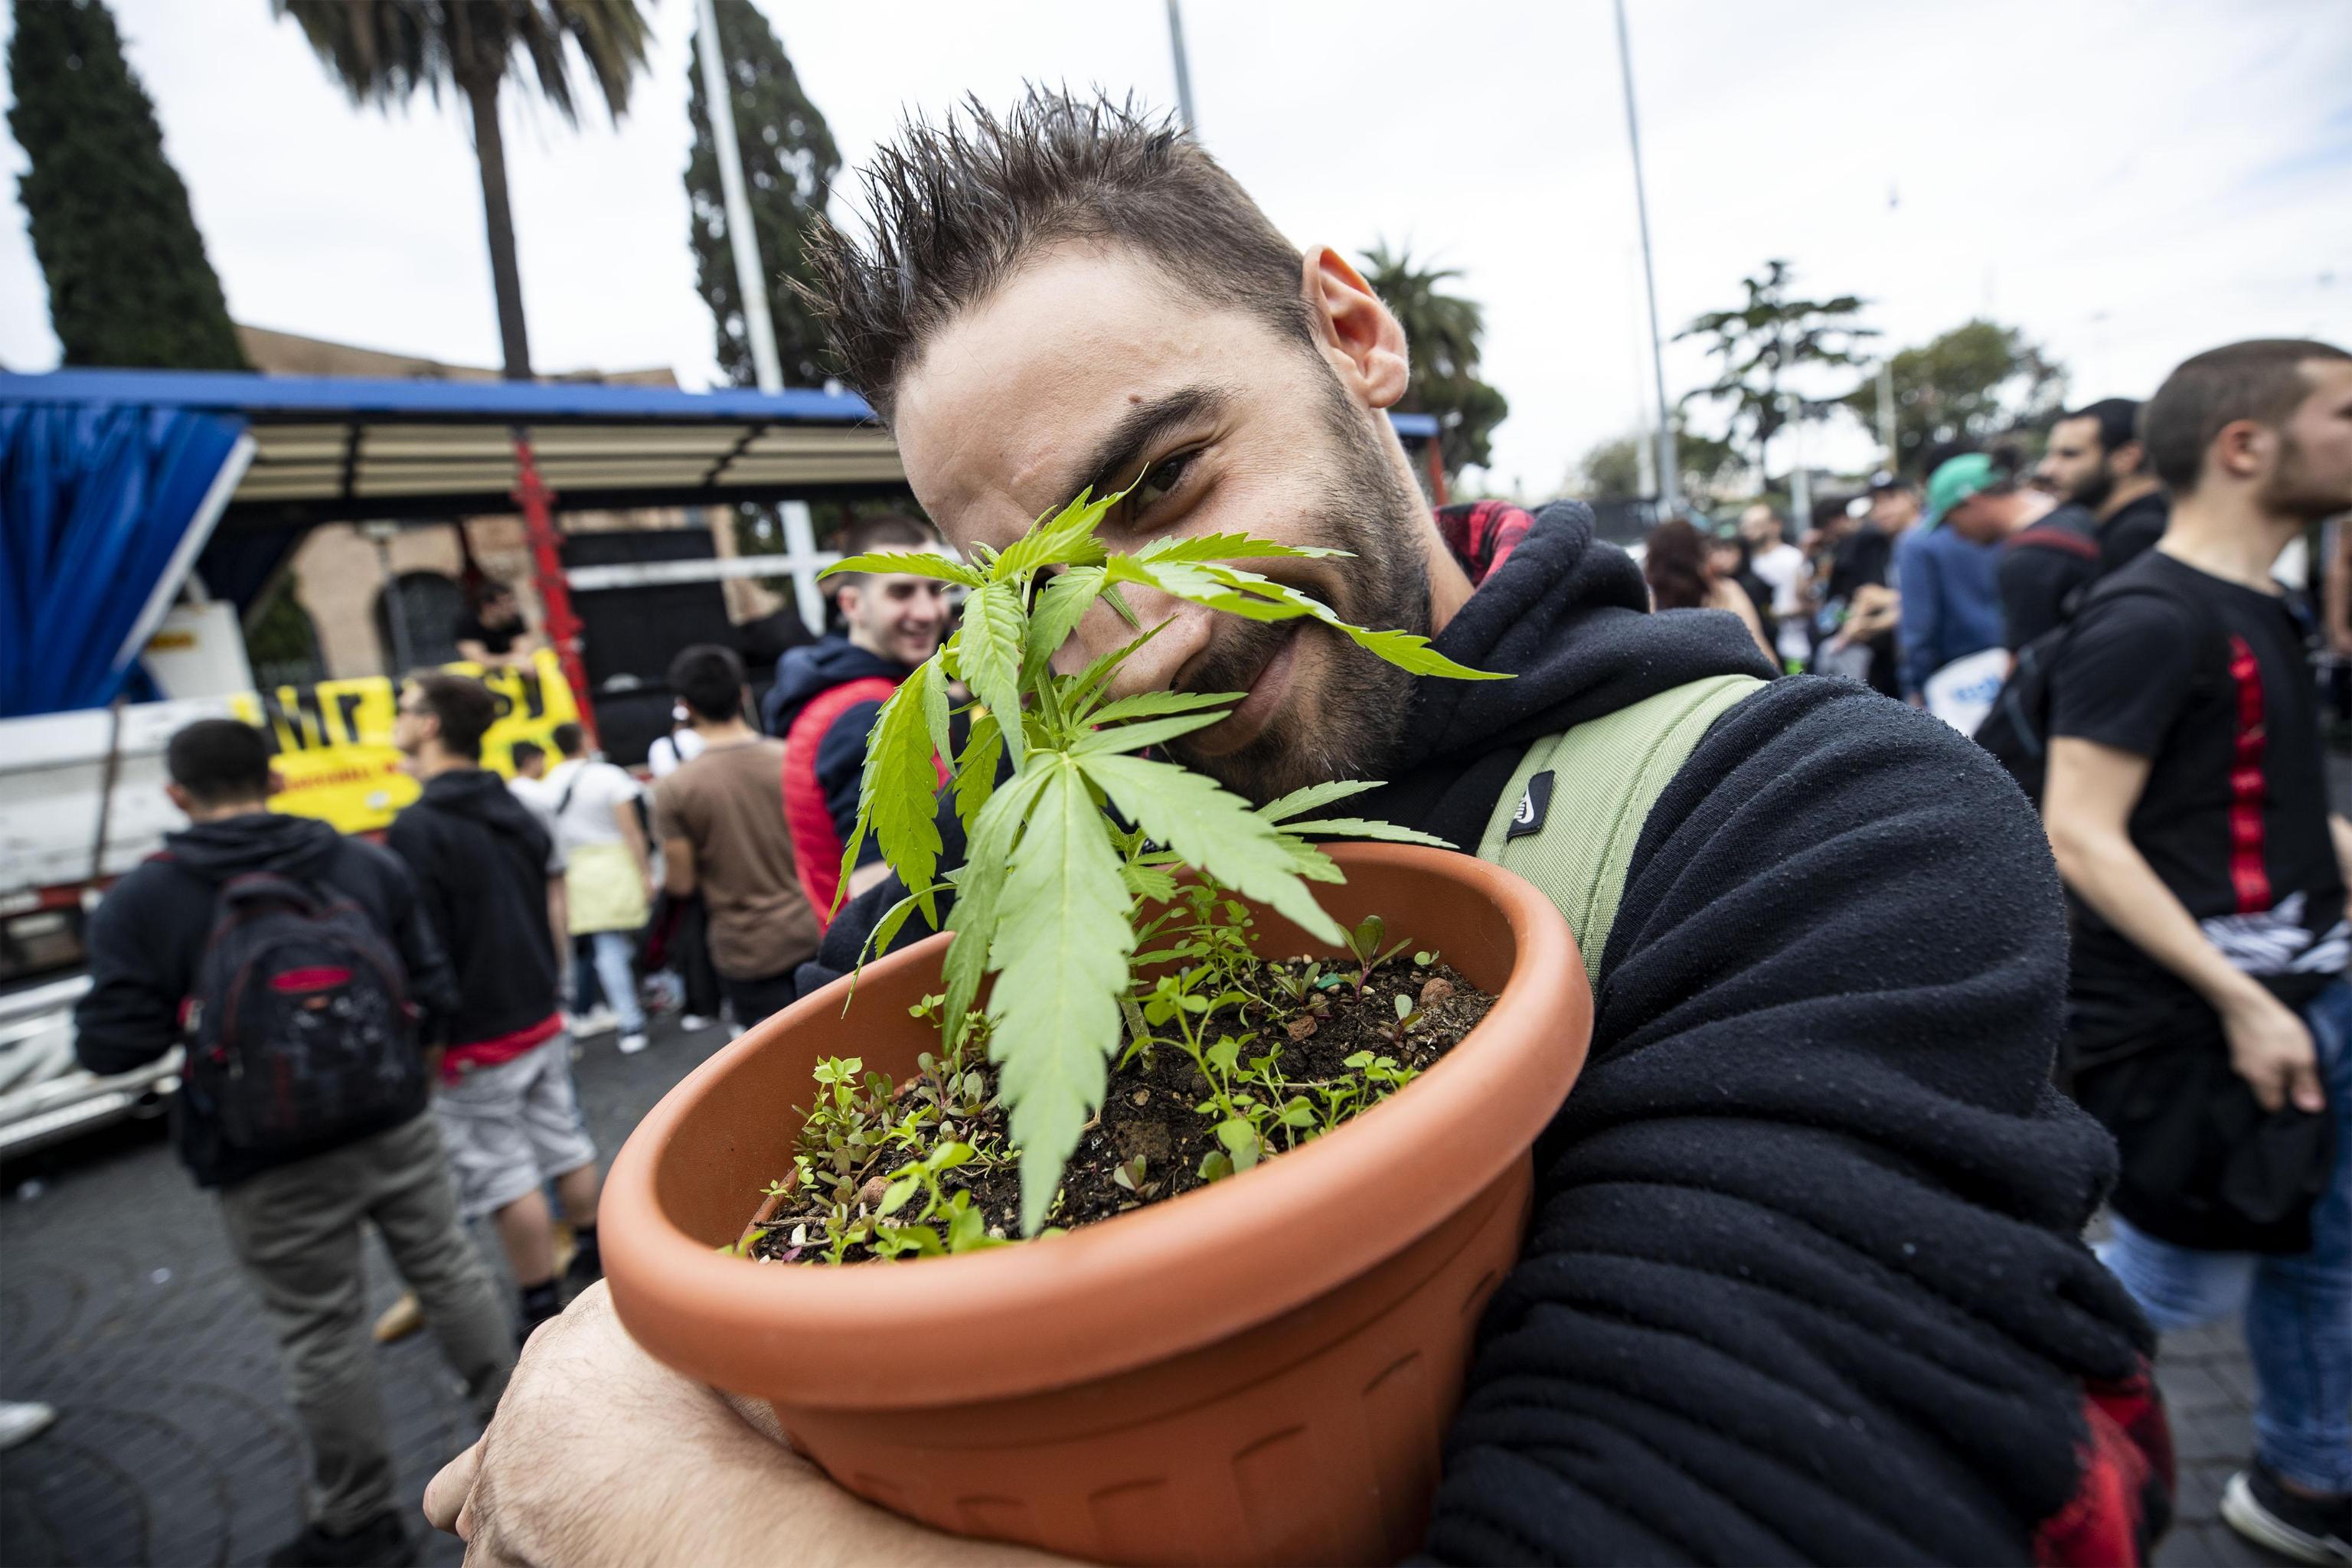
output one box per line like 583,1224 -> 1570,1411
74,812 -> 457,1187
802,501 -> 2161,1563
385,767 -> 562,1050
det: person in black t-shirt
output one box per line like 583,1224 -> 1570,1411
453,580 -> 541,669
2044,338 -> 2352,1562
2001,399 -> 2171,648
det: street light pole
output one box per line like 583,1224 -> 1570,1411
694,0 -> 826,636
696,0 -> 782,395
1612,0 -> 1679,516
1166,0 -> 1199,134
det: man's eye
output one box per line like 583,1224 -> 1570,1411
1129,450 -> 1196,514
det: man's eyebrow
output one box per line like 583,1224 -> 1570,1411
1057,385 -> 1231,509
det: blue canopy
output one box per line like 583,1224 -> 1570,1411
0,370 -> 1450,719
1,400 -> 252,717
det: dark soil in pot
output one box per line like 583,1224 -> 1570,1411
750,952 -> 1496,1263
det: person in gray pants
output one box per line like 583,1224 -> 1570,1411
76,719 -> 514,1568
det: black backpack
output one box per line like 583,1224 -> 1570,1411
1975,570 -> 2220,805
183,871 -> 423,1155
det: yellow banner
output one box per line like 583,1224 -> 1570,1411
228,650 -> 581,835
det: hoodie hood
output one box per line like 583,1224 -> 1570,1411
766,635 -> 913,737
419,767 -> 554,861
1360,500 -> 1776,843
163,810 -> 344,883
1406,500 -> 1772,763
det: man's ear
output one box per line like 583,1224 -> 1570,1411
165,781 -> 192,816
2111,438 -> 2148,480
266,768 -> 286,798
1301,247 -> 1410,411
2211,420 -> 2272,482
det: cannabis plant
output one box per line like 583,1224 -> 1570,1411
825,488 -> 1501,1233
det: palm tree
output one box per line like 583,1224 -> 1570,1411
1359,241 -> 1508,479
276,0 -> 650,379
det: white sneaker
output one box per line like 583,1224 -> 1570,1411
571,1006 -> 618,1038
0,1400 -> 56,1451
617,1032 -> 649,1056
678,1014 -> 714,1033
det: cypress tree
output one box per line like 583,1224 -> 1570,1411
8,0 -> 247,369
684,0 -> 840,387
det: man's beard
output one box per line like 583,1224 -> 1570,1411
2066,463 -> 2116,512
1165,381 -> 1430,804
2260,427 -> 2352,523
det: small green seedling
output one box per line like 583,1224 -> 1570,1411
1341,915 -> 1414,998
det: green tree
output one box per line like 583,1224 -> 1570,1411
1360,242 -> 1508,480
684,0 -> 839,387
1677,260 -> 1875,483
1571,420 -> 1741,508
9,0 -> 246,369
277,0 -> 651,380
1575,434 -> 1645,501
1842,318 -> 2066,478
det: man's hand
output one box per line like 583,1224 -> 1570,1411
1834,582 -> 1900,648
2219,986 -> 2326,1114
424,1282 -> 1066,1567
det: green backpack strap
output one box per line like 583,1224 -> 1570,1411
1477,674 -> 1764,986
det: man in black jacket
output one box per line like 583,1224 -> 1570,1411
2002,398 -> 2171,648
76,717 -> 511,1568
389,674 -> 605,1341
425,91 -> 2161,1566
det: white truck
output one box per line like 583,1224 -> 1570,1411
0,605 -> 254,1156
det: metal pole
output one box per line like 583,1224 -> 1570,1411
1166,0 -> 1199,135
366,525 -> 415,678
1876,359 -> 1897,468
695,0 -> 824,635
1786,396 -> 1813,536
1613,0 -> 1679,516
695,0 -> 782,395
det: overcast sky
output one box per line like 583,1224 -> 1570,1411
5,0 -> 2348,495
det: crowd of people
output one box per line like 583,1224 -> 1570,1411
24,84 -> 2351,1568
52,513 -> 956,1566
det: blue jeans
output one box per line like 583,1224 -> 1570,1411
2097,978 -> 2352,1494
583,929 -> 644,1034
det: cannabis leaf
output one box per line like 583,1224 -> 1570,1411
960,583 -> 1028,771
1134,532 -> 1345,564
825,550 -> 984,587
987,762 -> 1135,1235
1026,565 -> 1106,681
857,680 -> 943,921
937,767 -> 1049,1054
1276,818 -> 1455,848
1256,779 -> 1383,822
1076,753 -> 1344,946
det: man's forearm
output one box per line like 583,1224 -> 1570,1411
2051,821 -> 2265,1013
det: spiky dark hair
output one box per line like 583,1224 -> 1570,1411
802,88 -> 1314,420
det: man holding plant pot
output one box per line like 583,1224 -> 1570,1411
430,92 -> 2164,1566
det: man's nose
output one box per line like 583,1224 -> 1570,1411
1054,583 -> 1215,698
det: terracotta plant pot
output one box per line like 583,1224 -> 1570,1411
603,843 -> 1589,1566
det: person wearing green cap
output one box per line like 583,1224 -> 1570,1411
1896,452 -> 2032,710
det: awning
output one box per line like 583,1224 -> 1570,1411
1,370 -> 903,532
0,400 -> 253,717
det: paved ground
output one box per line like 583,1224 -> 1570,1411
1,1014 -> 736,1568
0,1014 -> 2311,1567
